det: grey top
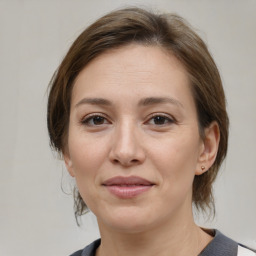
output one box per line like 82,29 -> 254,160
70,230 -> 255,256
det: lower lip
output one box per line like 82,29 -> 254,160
105,185 -> 152,199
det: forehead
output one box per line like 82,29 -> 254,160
72,44 -> 192,105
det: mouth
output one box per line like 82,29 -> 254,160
102,176 -> 155,199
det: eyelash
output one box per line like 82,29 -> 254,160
81,113 -> 110,126
146,113 -> 175,126
80,113 -> 175,127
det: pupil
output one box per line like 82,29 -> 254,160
154,116 -> 165,124
93,116 -> 104,125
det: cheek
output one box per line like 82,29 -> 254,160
68,137 -> 108,208
67,132 -> 110,190
68,126 -> 108,168
149,133 -> 200,189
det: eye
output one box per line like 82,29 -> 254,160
147,114 -> 175,126
81,114 -> 110,126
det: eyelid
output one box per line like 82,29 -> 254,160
147,112 -> 175,120
145,112 -> 176,125
79,112 -> 176,126
80,113 -> 111,126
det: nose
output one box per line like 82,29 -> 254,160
109,120 -> 146,167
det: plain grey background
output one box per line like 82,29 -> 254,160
0,0 -> 255,255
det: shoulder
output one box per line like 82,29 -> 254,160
69,239 -> 101,256
238,244 -> 256,256
70,249 -> 83,256
200,230 -> 256,256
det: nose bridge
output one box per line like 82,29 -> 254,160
110,117 -> 144,165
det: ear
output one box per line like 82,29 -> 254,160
63,153 -> 75,177
195,121 -> 220,175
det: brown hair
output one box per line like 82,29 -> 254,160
47,7 -> 229,219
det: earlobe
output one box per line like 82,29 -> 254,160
195,165 -> 207,175
195,121 -> 220,175
64,154 -> 75,177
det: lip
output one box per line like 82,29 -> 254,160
102,176 -> 155,199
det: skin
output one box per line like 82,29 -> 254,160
64,44 -> 220,256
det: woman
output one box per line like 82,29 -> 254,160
47,7 -> 255,256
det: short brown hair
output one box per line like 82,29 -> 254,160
47,7 -> 229,219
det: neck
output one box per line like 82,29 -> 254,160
96,208 -> 213,256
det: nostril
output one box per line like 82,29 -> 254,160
111,158 -> 140,166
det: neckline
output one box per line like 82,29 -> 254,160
81,229 -> 239,256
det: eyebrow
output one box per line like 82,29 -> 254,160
75,96 -> 183,108
138,97 -> 184,108
75,98 -> 112,108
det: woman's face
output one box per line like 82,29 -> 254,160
65,44 -> 208,233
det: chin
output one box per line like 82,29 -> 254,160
97,205 -> 157,233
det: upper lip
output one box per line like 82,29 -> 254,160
102,176 -> 154,186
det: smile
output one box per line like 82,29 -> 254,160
102,176 -> 155,199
